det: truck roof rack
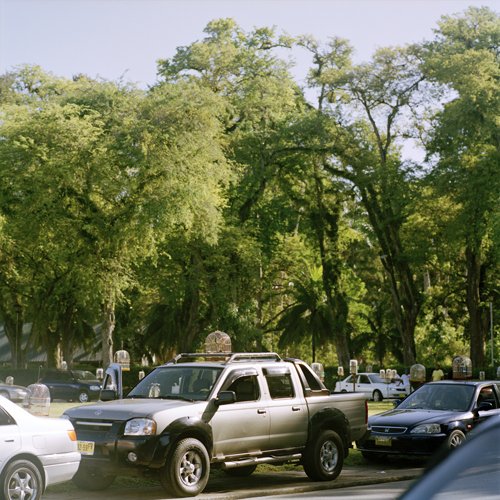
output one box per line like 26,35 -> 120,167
225,353 -> 281,363
165,352 -> 282,365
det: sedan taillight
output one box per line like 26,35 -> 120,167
67,430 -> 77,441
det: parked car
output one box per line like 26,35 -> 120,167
0,394 -> 81,500
0,378 -> 28,402
398,414 -> 500,499
39,370 -> 101,403
357,380 -> 500,460
335,373 -> 407,401
63,353 -> 368,498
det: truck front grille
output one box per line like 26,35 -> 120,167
73,419 -> 116,432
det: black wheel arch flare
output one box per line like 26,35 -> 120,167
151,416 -> 213,465
308,407 -> 351,458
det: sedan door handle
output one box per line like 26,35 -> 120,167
292,407 -> 301,411
257,409 -> 267,414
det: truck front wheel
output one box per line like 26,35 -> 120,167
161,437 -> 210,497
303,430 -> 344,482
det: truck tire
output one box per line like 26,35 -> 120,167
161,437 -> 210,497
224,464 -> 257,477
72,466 -> 116,490
2,459 -> 42,500
303,430 -> 344,482
373,390 -> 383,402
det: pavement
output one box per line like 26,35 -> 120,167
43,461 -> 426,500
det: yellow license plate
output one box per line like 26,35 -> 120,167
77,441 -> 95,455
399,393 -> 406,397
375,436 -> 392,446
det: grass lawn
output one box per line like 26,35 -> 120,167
43,399 -> 399,494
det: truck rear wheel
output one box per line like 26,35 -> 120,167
303,430 -> 344,482
161,437 -> 210,497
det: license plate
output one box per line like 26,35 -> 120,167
77,441 -> 95,455
375,436 -> 392,446
399,393 -> 406,397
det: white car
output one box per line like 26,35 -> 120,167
335,373 -> 408,401
0,395 -> 81,500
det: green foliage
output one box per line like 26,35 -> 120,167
2,12 -> 500,371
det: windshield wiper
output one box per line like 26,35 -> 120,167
158,395 -> 194,402
125,394 -> 149,399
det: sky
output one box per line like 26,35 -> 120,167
2,0 -> 500,91
1,0 -> 499,162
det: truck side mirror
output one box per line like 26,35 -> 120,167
99,389 -> 117,401
215,391 -> 236,406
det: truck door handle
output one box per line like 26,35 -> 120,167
292,407 -> 301,411
257,409 -> 267,414
5,439 -> 14,442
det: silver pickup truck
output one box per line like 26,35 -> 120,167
63,353 -> 368,497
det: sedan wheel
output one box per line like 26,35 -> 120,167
447,429 -> 466,449
373,390 -> 383,402
2,459 -> 42,500
78,390 -> 90,403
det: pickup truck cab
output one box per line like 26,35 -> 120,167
63,353 -> 368,497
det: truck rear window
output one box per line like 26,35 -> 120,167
263,368 -> 294,399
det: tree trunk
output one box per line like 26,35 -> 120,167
60,304 -> 76,370
177,253 -> 203,353
360,185 -> 419,365
466,246 -> 485,367
311,171 -> 350,366
101,297 -> 115,370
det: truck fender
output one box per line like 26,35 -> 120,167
151,416 -> 213,465
308,407 -> 351,457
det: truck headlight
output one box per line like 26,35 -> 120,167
124,418 -> 156,436
410,423 -> 441,434
89,385 -> 101,391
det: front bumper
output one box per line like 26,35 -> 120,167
74,423 -> 172,476
357,431 -> 447,456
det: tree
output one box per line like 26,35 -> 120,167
276,266 -> 331,362
0,66 -> 230,368
422,6 -> 500,366
298,37 -> 428,365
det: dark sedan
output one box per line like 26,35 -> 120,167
357,380 -> 500,460
39,369 -> 102,403
398,415 -> 500,499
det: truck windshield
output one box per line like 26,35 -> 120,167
126,366 -> 223,401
